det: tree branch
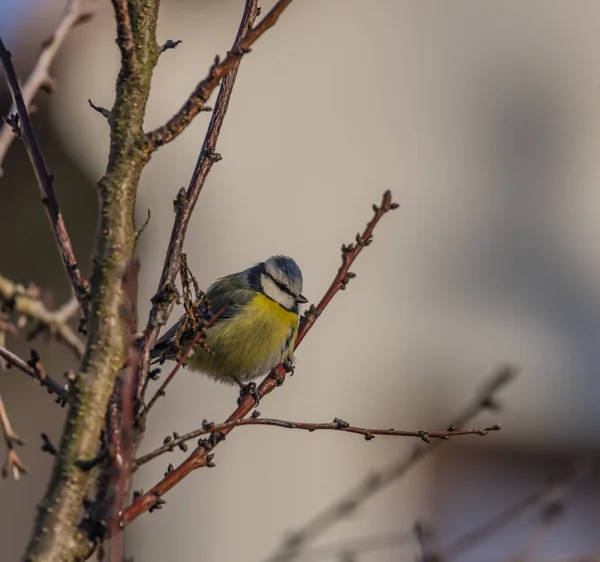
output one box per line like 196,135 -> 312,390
0,391 -> 26,480
144,0 -> 294,150
124,190 -> 400,524
265,367 -> 517,562
22,1 -> 162,559
0,39 -> 90,304
0,0 -> 96,174
136,0 -> 261,403
0,274 -> 84,358
134,419 -> 501,470
0,345 -> 69,401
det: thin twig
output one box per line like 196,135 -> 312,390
136,0 -> 261,403
110,0 -> 136,75
0,274 -> 83,358
144,303 -> 230,414
443,460 -> 592,561
0,0 -> 96,173
0,345 -> 68,401
264,367 -> 517,562
134,420 -> 501,469
0,391 -> 26,480
144,0 -> 294,149
124,191 -> 399,525
0,38 -> 90,303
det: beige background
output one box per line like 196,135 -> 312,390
0,1 -> 599,560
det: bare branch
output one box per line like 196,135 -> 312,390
443,460 -> 591,561
0,39 -> 90,304
0,0 -> 96,174
22,0 -> 162,556
0,391 -> 26,480
0,346 -> 69,401
111,0 -> 136,75
125,190 -> 400,525
264,367 -> 517,562
145,0 -> 293,149
137,0 -> 261,402
88,98 -> 110,119
134,419 -> 501,469
0,274 -> 84,358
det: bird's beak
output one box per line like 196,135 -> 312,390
296,294 -> 308,304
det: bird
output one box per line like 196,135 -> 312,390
150,255 -> 307,402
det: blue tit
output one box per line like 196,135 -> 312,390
150,256 -> 307,392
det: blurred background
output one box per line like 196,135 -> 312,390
1,0 -> 599,560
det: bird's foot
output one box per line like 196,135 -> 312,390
236,381 -> 261,407
283,359 -> 295,376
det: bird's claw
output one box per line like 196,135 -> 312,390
283,359 -> 295,376
237,381 -> 261,407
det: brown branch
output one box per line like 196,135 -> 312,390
134,419 -> 501,469
22,0 -> 162,558
110,0 -> 136,75
124,190 -> 400,525
264,367 -> 517,562
0,0 -> 96,174
144,0 -> 294,150
0,274 -> 84,358
0,345 -> 69,401
0,38 -> 90,304
442,460 -> 592,561
136,0 -> 261,402
143,303 -> 230,414
0,391 -> 26,480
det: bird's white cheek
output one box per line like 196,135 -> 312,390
260,275 -> 295,310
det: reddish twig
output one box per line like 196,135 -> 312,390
124,190 -> 399,524
110,0 -> 136,75
136,0 -> 261,402
0,345 -> 69,401
144,0 -> 293,149
0,0 -> 96,174
134,420 -> 501,470
265,367 -> 517,562
0,391 -> 26,479
0,38 -> 90,304
144,303 -> 230,414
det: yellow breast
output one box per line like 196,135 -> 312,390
186,292 -> 299,383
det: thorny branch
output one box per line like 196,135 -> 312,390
0,0 -> 96,174
0,38 -> 90,304
0,345 -> 69,402
134,419 -> 501,469
0,391 -> 26,480
0,274 -> 83,359
265,367 -> 517,562
124,191 -> 402,524
136,0 -> 261,403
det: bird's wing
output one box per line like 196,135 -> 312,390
150,273 -> 254,359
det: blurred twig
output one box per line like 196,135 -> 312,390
0,0 -> 96,174
0,39 -> 90,304
134,419 -> 501,470
124,191 -> 398,524
136,0 -> 261,403
0,345 -> 68,401
443,460 -> 592,561
0,274 -> 83,359
0,391 -> 26,480
264,367 -> 516,562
